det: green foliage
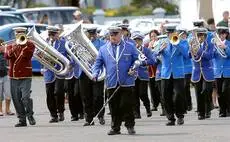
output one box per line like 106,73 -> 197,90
27,3 -> 48,8
131,0 -> 178,15
80,6 -> 96,15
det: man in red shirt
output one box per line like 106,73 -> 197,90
1,27 -> 36,127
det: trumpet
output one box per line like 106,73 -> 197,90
211,32 -> 227,58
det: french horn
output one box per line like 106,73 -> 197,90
27,27 -> 71,76
63,21 -> 105,81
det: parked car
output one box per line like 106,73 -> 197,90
0,13 -> 24,26
1,11 -> 28,22
0,6 -> 16,11
18,7 -> 79,25
0,23 -> 51,73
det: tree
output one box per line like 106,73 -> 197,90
131,0 -> 178,14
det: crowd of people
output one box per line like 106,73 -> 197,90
0,9 -> 229,136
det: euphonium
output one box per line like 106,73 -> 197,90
211,32 -> 227,58
27,27 -> 71,76
190,30 -> 201,62
63,21 -> 105,81
152,37 -> 168,53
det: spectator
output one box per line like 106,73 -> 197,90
207,18 -> 216,31
0,38 -> 15,116
122,19 -> 129,24
72,10 -> 82,23
39,14 -> 51,25
217,11 -> 229,27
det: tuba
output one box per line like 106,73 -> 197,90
63,21 -> 105,81
27,27 -> 71,76
211,32 -> 227,58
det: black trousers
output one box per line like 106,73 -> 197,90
79,73 -> 105,123
184,74 -> 192,109
66,78 -> 83,118
107,86 -> 135,131
156,80 -> 165,112
46,78 -> 65,118
134,78 -> 151,115
161,77 -> 185,121
194,77 -> 213,117
149,77 -> 160,109
216,78 -> 230,115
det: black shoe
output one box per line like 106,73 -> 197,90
83,121 -> 95,126
166,121 -> 175,126
99,117 -> 105,125
15,121 -> 27,127
49,117 -> 58,123
198,115 -> 205,120
177,118 -> 184,125
71,116 -> 79,121
151,107 -> 158,111
127,127 -> 136,135
160,112 -> 166,116
59,113 -> 65,121
107,112 -> 111,115
79,113 -> 84,119
28,116 -> 36,125
187,105 -> 193,111
107,129 -> 121,135
205,112 -> 211,118
146,109 -> 152,117
219,113 -> 226,117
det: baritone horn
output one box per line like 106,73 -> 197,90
211,32 -> 227,58
27,27 -> 71,76
63,21 -> 105,81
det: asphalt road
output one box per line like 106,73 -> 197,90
0,76 -> 229,142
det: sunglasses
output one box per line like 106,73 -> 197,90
110,32 -> 119,36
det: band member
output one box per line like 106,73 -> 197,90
0,39 -> 15,116
1,27 -> 36,127
92,26 -> 140,135
152,35 -> 168,116
131,31 -> 155,118
158,24 -> 189,126
177,27 -> 193,111
213,26 -> 230,117
65,56 -> 84,121
118,24 -> 135,45
148,29 -> 161,111
42,26 -> 69,123
189,27 -> 214,120
79,27 -> 106,126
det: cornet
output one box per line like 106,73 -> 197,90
211,32 -> 227,58
16,33 -> 27,45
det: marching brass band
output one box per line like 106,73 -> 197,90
0,17 -> 230,136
